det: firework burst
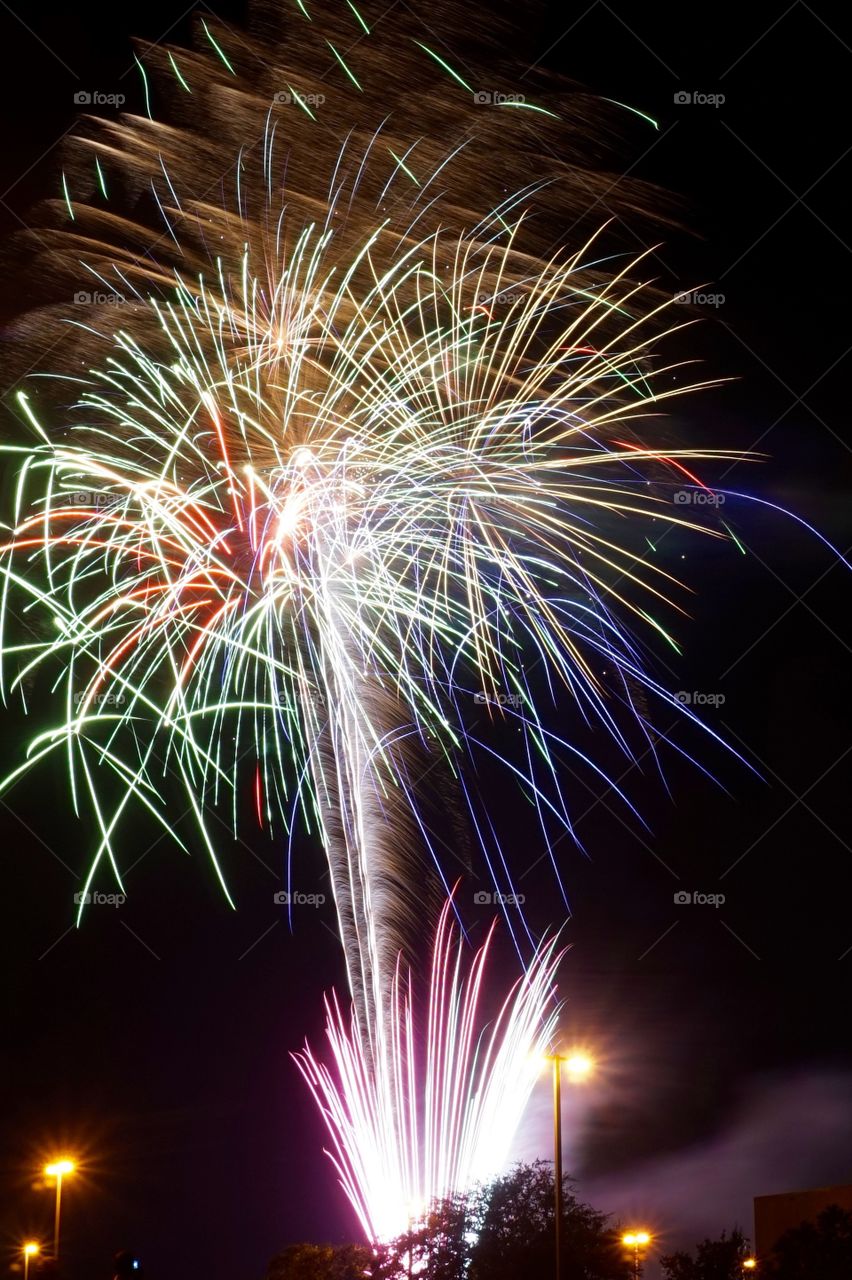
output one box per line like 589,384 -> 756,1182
0,213 -> 731,1025
0,0 -> 750,1234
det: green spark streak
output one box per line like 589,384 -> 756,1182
413,41 -> 473,93
388,149 -> 420,187
201,19 -> 236,75
286,84 -> 318,120
95,156 -> 108,199
722,521 -> 746,555
601,97 -> 659,131
15,391 -> 50,442
168,51 -> 192,94
326,41 -> 362,90
134,55 -> 153,119
639,610 -> 681,653
61,171 -> 74,221
294,0 -> 311,18
497,100 -> 559,119
345,0 -> 370,33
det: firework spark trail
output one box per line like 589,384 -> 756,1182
294,896 -> 564,1242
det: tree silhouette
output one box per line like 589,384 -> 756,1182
471,1161 -> 629,1280
660,1228 -> 752,1279
369,1161 -> 631,1280
765,1204 -> 852,1279
267,1242 -> 373,1280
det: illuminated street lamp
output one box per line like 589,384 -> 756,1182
22,1242 -> 40,1280
44,1158 -> 75,1261
547,1050 -> 595,1280
743,1260 -> 757,1274
564,1052 -> 595,1083
622,1230 -> 652,1279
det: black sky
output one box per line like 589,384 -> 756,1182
1,3 -> 851,1279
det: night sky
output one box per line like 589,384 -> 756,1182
1,3 -> 851,1279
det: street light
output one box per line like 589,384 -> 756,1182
22,1243 -> 40,1280
622,1230 -> 652,1279
564,1052 -> 594,1083
743,1260 -> 757,1274
547,1050 -> 595,1280
44,1158 -> 75,1261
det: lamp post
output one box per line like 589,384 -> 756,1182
551,1055 -> 563,1280
23,1243 -> 40,1280
547,1051 -> 594,1280
622,1231 -> 651,1280
44,1159 -> 75,1261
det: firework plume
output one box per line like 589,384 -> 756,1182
295,896 -> 563,1241
0,0 -> 745,1231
